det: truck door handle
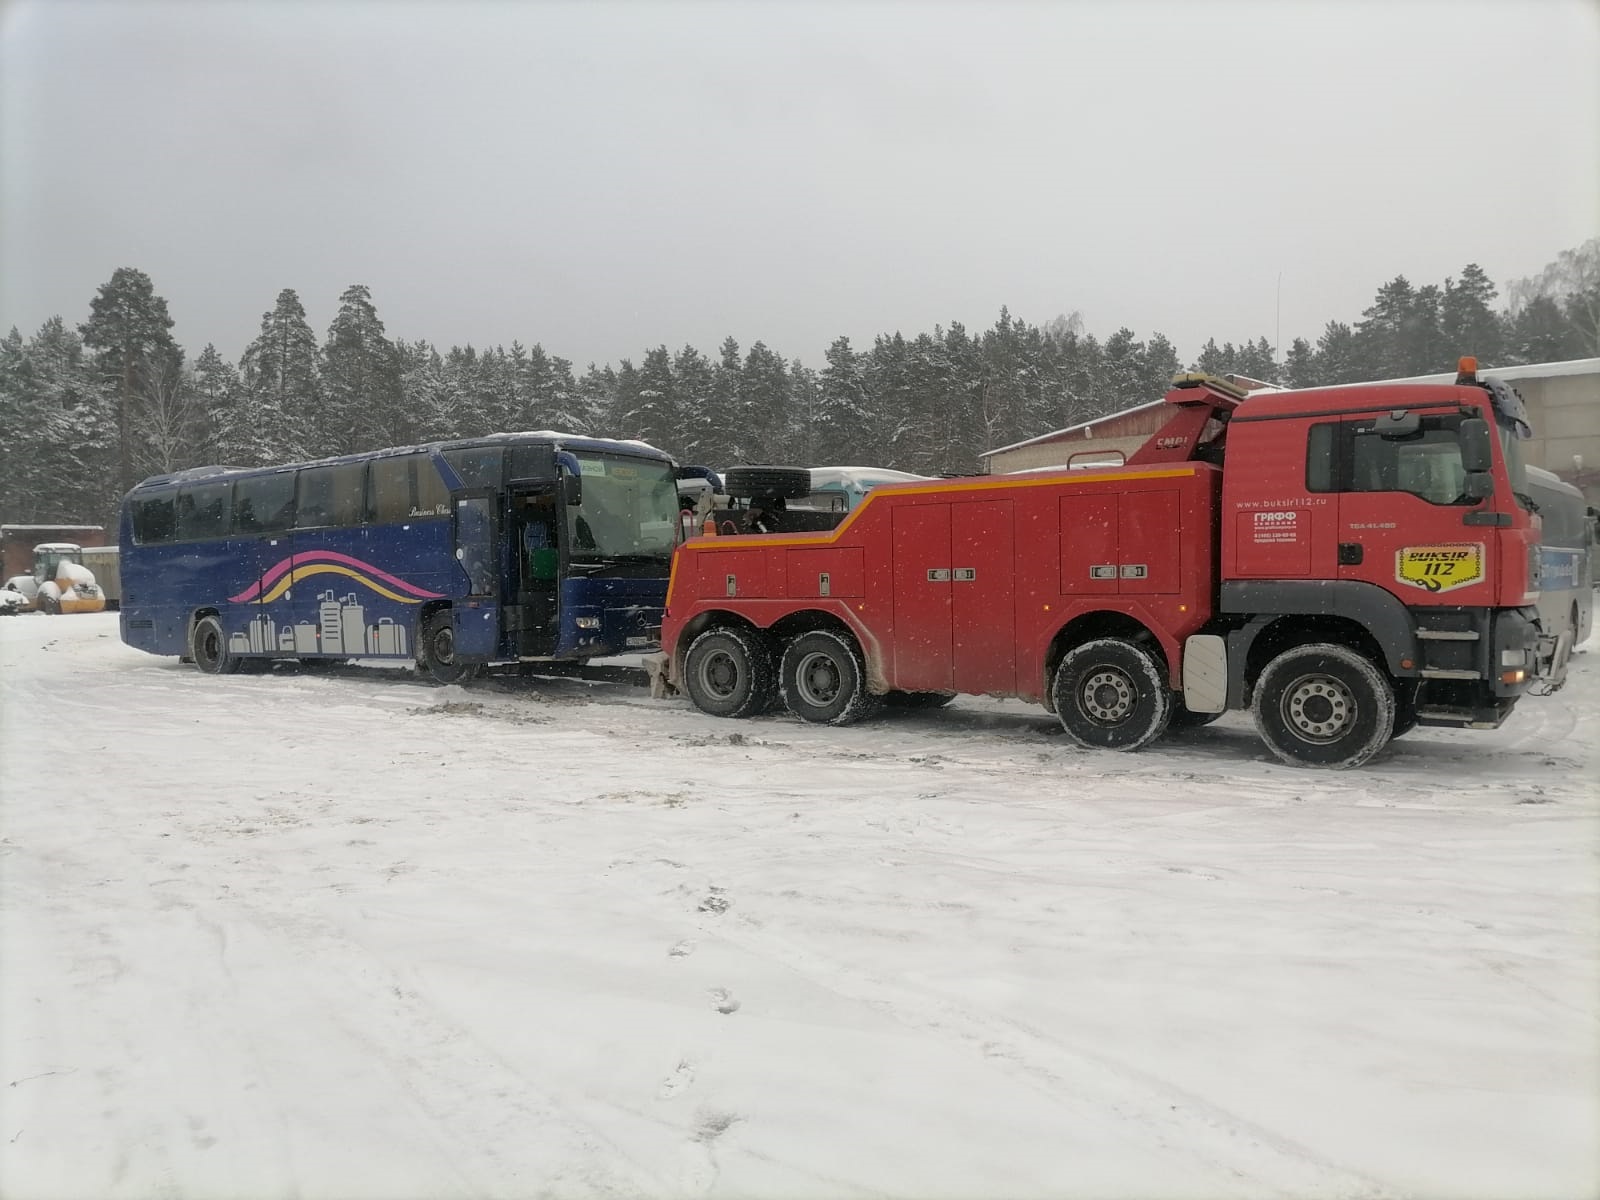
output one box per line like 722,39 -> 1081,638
1338,542 -> 1364,565
926,568 -> 951,582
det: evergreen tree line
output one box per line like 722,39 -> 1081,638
2,240 -> 1595,529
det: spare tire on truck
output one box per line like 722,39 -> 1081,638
724,467 -> 812,501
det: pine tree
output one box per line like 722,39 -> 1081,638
193,344 -> 244,464
736,342 -> 789,463
670,345 -> 716,461
78,267 -> 179,497
323,284 -> 402,453
1441,264 -> 1504,364
1282,337 -> 1319,388
239,289 -> 321,463
815,335 -> 870,465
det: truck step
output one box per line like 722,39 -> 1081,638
1418,668 -> 1482,680
1416,629 -> 1479,641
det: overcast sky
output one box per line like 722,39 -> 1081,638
2,0 -> 1596,371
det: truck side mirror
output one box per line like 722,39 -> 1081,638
1459,417 -> 1493,472
562,473 -> 582,507
1461,471 -> 1495,502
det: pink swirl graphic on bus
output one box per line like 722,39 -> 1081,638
228,551 -> 446,605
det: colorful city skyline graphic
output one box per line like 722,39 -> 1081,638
228,590 -> 412,657
227,551 -> 444,605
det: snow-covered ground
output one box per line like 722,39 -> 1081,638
2,612 -> 1596,1200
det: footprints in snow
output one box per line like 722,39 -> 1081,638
708,987 -> 740,1015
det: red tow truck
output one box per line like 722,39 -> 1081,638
653,361 -> 1561,768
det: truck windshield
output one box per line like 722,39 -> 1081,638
567,455 -> 679,563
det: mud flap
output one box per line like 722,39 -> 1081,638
644,652 -> 676,699
1531,628 -> 1572,696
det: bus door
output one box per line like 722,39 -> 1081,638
451,490 -> 501,659
507,483 -> 561,657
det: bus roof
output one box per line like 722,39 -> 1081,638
128,432 -> 673,492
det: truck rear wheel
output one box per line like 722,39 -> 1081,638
1253,643 -> 1394,769
683,626 -> 775,718
780,629 -> 880,726
190,614 -> 242,675
1052,638 -> 1172,751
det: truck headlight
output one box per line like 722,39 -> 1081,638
575,616 -> 601,630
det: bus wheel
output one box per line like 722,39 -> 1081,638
190,615 -> 242,675
1052,638 -> 1172,751
780,629 -> 880,726
1253,643 -> 1394,769
683,626 -> 774,718
419,612 -> 479,685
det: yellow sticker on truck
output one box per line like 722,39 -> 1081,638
1395,543 -> 1485,593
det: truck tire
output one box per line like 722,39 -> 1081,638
38,593 -> 61,615
190,614 -> 243,675
418,611 -> 480,685
683,625 -> 775,719
1252,643 -> 1395,769
883,690 -> 956,710
724,466 -> 812,501
780,629 -> 880,726
1052,638 -> 1172,751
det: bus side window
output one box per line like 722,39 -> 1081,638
369,455 -> 413,524
296,463 -> 364,529
233,472 -> 295,534
132,490 -> 178,544
177,481 -> 232,540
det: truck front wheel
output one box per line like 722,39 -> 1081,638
1253,643 -> 1395,769
1052,638 -> 1172,751
683,626 -> 775,719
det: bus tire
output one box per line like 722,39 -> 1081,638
780,629 -> 880,726
1052,638 -> 1172,751
1253,643 -> 1394,769
683,625 -> 775,719
883,690 -> 956,710
419,612 -> 479,685
190,614 -> 242,675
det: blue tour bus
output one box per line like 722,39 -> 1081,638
119,433 -> 683,682
1526,464 -> 1594,654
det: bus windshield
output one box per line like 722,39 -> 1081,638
567,454 -> 680,563
1497,418 -> 1530,502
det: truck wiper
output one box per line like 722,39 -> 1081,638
1514,491 -> 1540,513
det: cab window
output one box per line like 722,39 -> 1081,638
1307,414 -> 1470,505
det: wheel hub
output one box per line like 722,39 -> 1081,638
700,651 -> 738,699
1282,674 -> 1355,742
1081,669 -> 1134,723
794,651 -> 841,707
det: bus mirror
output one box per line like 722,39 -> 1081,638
562,473 -> 582,507
1462,471 -> 1494,502
1459,417 -> 1493,472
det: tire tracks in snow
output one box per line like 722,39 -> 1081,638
608,855 -> 1391,1200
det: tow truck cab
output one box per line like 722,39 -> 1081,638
1207,363 -> 1549,729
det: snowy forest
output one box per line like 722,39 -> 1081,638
2,240 -> 1596,528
